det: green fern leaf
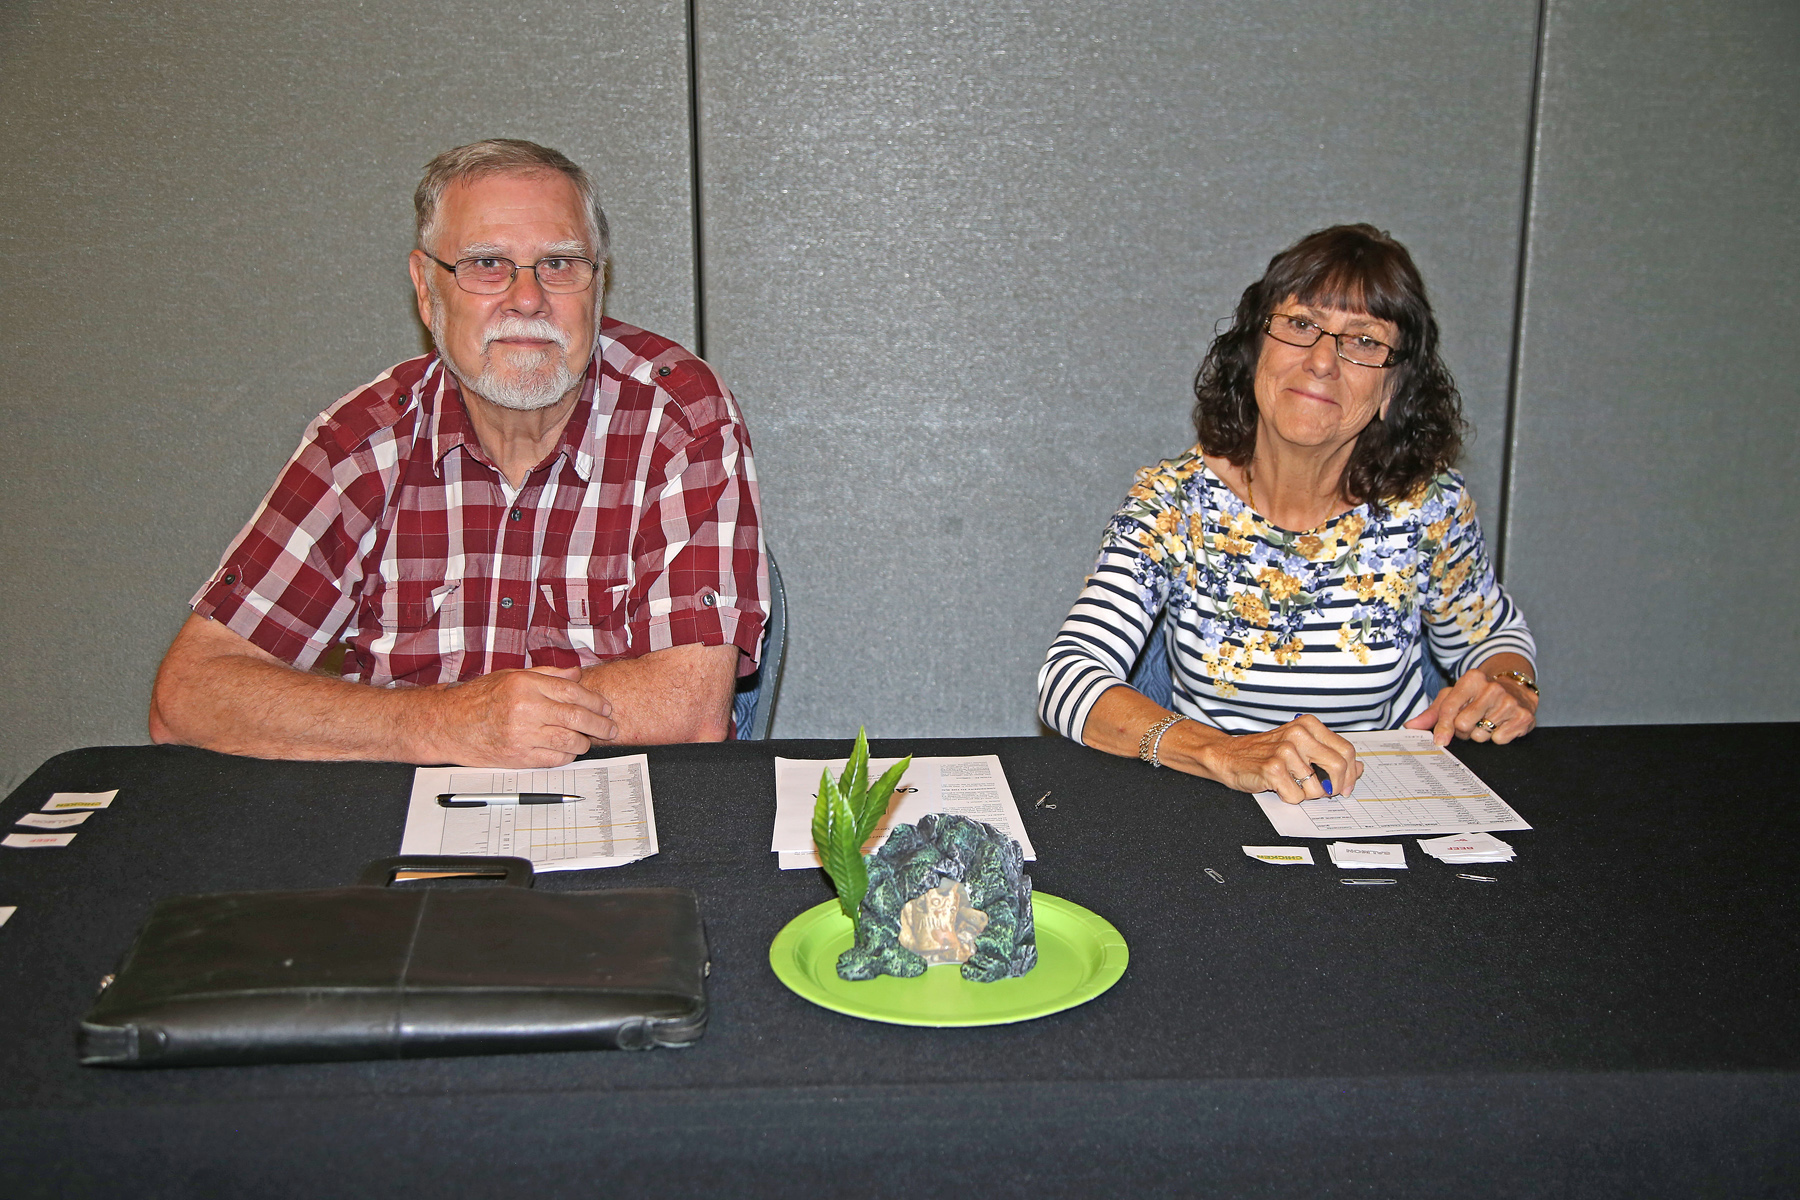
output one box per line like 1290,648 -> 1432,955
811,729 -> 913,934
813,767 -> 867,924
855,755 -> 913,848
838,726 -> 870,804
811,767 -> 842,875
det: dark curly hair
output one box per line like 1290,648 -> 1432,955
1192,224 -> 1465,508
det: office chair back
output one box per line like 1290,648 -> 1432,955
1127,612 -> 1174,710
733,549 -> 787,739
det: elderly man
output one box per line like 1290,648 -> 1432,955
150,139 -> 766,767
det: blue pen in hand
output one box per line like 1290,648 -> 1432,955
1295,713 -> 1334,797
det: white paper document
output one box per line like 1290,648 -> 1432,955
1254,729 -> 1530,839
17,811 -> 91,829
0,906 -> 15,928
1328,841 -> 1407,869
772,754 -> 1035,870
401,756 -> 657,873
43,790 -> 116,812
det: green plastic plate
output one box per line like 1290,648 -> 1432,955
768,892 -> 1128,1027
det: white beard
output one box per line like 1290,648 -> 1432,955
431,308 -> 580,412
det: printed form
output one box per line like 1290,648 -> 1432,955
772,754 -> 1035,870
1254,729 -> 1531,839
401,755 -> 657,873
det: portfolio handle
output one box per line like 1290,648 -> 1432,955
357,855 -> 536,888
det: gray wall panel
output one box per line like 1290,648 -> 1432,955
698,0 -> 1539,737
10,0 -> 1777,783
0,0 -> 696,788
1506,0 -> 1799,724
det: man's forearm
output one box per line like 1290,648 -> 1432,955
150,614 -> 616,766
151,645 -> 445,762
579,643 -> 738,745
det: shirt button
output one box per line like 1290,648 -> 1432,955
658,365 -> 671,378
510,508 -> 522,522
701,591 -> 717,607
499,596 -> 514,610
222,572 -> 237,585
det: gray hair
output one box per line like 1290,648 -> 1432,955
414,139 -> 610,262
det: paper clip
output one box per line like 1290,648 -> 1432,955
1456,873 -> 1499,883
1204,868 -> 1225,885
1341,878 -> 1396,885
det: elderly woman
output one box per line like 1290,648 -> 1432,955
1037,224 -> 1538,804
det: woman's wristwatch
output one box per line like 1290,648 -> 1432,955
1490,669 -> 1539,696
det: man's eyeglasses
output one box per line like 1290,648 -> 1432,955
428,254 -> 598,295
1263,313 -> 1399,368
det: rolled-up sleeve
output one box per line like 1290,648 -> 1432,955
1037,507 -> 1166,741
623,371 -> 767,675
1421,483 -> 1536,679
189,422 -> 384,670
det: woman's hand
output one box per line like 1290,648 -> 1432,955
1081,687 -> 1362,803
1403,656 -> 1538,746
1190,713 -> 1365,805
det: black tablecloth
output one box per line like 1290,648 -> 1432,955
2,727 -> 1796,1197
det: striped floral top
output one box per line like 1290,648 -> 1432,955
1037,448 -> 1535,740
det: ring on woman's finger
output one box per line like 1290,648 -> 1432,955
1292,774 -> 1311,786
1475,718 -> 1496,731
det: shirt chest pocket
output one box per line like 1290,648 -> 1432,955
379,580 -> 460,631
359,577 -> 466,684
528,575 -> 629,659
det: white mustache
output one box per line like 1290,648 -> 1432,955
482,317 -> 569,353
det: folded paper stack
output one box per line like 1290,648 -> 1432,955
1416,832 -> 1516,864
1327,842 -> 1406,869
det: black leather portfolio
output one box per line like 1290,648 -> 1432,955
78,856 -> 709,1067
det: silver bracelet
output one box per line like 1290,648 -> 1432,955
1138,713 -> 1191,768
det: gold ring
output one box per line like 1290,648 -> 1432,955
1475,718 -> 1497,731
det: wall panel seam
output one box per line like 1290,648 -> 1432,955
1498,0 -> 1552,583
685,0 -> 708,359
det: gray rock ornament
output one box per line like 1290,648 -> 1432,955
837,813 -> 1037,983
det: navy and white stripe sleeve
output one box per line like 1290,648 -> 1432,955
1422,488 -> 1537,678
1036,520 -> 1163,741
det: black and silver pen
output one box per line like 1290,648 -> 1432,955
436,792 -> 584,807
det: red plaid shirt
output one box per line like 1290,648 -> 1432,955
192,318 -> 767,687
